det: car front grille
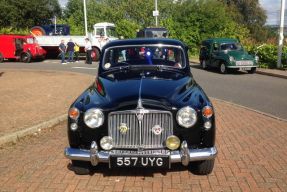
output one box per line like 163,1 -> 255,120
108,110 -> 173,149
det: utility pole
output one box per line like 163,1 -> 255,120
277,0 -> 285,68
153,0 -> 159,27
83,0 -> 88,37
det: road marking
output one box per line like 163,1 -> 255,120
71,67 -> 97,70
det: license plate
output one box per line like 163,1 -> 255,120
110,156 -> 169,168
240,67 -> 251,71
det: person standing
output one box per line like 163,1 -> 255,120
59,40 -> 66,64
67,39 -> 75,63
74,42 -> 80,62
84,38 -> 92,64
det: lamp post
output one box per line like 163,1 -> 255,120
277,0 -> 285,68
153,0 -> 159,27
83,0 -> 88,37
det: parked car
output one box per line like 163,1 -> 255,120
199,38 -> 258,74
0,35 -> 46,63
136,27 -> 168,38
64,38 -> 217,175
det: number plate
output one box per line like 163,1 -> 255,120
110,156 -> 169,168
240,67 -> 251,71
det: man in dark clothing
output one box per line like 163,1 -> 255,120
67,39 -> 75,63
84,38 -> 92,64
59,40 -> 66,64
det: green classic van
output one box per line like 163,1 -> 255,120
199,38 -> 258,74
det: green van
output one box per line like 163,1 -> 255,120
199,38 -> 258,74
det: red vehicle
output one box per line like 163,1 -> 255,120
0,35 -> 46,63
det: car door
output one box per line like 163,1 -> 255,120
210,43 -> 219,67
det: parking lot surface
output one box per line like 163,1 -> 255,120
0,99 -> 286,192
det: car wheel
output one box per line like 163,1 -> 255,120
91,48 -> 100,62
71,160 -> 91,175
248,67 -> 256,74
0,53 -> 3,63
188,159 -> 215,175
219,63 -> 227,74
201,60 -> 208,70
20,52 -> 31,63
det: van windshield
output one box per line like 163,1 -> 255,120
220,43 -> 243,51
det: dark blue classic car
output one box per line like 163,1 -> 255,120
64,38 -> 217,175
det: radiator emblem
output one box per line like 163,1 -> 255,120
118,123 -> 129,134
152,125 -> 164,135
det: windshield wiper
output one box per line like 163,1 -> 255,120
156,65 -> 185,74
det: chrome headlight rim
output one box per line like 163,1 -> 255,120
84,108 -> 104,128
229,56 -> 235,62
176,106 -> 197,128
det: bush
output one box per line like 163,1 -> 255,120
247,44 -> 287,69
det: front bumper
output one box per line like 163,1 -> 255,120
64,141 -> 217,167
227,65 -> 258,69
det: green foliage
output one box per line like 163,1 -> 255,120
0,0 -> 61,28
162,0 -> 249,55
0,27 -> 29,35
247,44 -> 287,69
221,0 -> 268,42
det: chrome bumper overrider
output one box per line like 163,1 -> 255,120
64,141 -> 217,167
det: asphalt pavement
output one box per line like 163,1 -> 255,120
1,59 -> 286,119
190,65 -> 287,119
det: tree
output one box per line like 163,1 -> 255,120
0,0 -> 61,29
221,0 -> 268,41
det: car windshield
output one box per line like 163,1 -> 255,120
220,43 -> 243,51
102,45 -> 185,70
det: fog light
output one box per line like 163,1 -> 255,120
204,121 -> 212,129
166,135 -> 180,150
70,123 -> 78,131
100,136 -> 113,150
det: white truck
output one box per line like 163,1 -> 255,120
32,22 -> 117,61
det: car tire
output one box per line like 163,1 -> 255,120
188,159 -> 215,175
20,52 -> 31,63
71,160 -> 91,175
201,59 -> 208,70
248,67 -> 256,74
0,53 -> 3,63
219,63 -> 227,74
91,48 -> 100,62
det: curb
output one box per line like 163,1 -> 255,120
0,114 -> 66,146
211,97 -> 287,122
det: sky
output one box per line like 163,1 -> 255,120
58,0 -> 285,25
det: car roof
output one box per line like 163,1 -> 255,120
103,38 -> 186,48
203,38 -> 239,44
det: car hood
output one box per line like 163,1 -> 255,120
227,50 -> 254,60
75,72 -> 210,111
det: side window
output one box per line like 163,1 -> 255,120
213,43 -> 219,51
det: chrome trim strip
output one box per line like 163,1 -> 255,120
64,145 -> 218,166
227,65 -> 258,68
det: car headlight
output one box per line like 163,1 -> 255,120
229,56 -> 235,62
176,106 -> 197,128
84,108 -> 104,128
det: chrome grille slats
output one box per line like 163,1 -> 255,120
108,110 -> 173,149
